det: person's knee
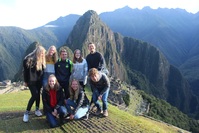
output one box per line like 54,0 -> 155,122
74,114 -> 81,119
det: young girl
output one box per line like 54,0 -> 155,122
23,45 -> 46,122
42,74 -> 66,128
65,79 -> 90,120
42,45 -> 58,88
70,49 -> 88,91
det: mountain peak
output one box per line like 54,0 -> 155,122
83,10 -> 98,16
81,10 -> 101,23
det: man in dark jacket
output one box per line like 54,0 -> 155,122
55,48 -> 73,99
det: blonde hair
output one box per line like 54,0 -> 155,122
69,79 -> 81,100
88,68 -> 99,77
73,49 -> 83,63
45,74 -> 60,91
46,45 -> 58,63
25,45 -> 46,71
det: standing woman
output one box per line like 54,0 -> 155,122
42,45 -> 58,88
71,49 -> 88,91
23,45 -> 46,122
65,79 -> 90,120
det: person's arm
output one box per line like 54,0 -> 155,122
69,60 -> 73,74
98,53 -> 105,71
23,58 -> 29,85
88,77 -> 95,92
83,59 -> 88,85
55,88 -> 64,109
74,91 -> 85,114
42,89 -> 53,113
85,55 -> 90,71
99,74 -> 110,96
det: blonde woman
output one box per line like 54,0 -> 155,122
42,45 -> 58,88
23,44 -> 46,122
65,79 -> 89,120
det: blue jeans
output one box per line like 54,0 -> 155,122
92,88 -> 110,111
65,99 -> 89,119
46,106 -> 65,128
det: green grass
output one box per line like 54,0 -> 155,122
0,90 -> 190,133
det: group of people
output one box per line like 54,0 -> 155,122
22,42 -> 110,128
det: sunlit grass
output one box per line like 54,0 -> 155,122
0,90 -> 30,112
0,89 -> 189,133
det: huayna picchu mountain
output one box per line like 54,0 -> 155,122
64,10 -> 199,116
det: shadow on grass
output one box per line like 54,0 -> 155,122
0,111 -> 51,132
0,111 -> 118,133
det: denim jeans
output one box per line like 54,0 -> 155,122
65,99 -> 89,119
46,106 -> 65,128
26,84 -> 42,111
92,88 -> 110,111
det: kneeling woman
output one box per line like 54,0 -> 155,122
65,79 -> 89,120
42,74 -> 66,128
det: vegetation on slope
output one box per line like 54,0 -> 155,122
139,90 -> 199,132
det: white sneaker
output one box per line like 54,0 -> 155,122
35,110 -> 42,117
23,113 -> 29,122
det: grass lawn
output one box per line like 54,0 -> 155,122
0,90 -> 190,133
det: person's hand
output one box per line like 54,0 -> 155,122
52,109 -> 58,117
70,114 -> 74,120
64,99 -> 67,104
98,95 -> 102,100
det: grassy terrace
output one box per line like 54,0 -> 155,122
0,90 -> 189,133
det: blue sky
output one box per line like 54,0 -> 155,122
0,0 -> 198,29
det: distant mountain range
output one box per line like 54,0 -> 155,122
0,6 -> 199,119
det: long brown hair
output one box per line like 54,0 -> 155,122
46,45 -> 58,63
45,74 -> 60,91
69,79 -> 81,100
25,45 -> 46,71
72,49 -> 83,63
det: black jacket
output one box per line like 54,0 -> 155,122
55,59 -> 73,84
42,87 -> 64,113
86,51 -> 104,71
23,58 -> 44,86
89,73 -> 110,95
73,90 -> 89,114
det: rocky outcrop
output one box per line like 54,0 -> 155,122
65,10 -> 127,80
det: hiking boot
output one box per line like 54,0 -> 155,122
23,113 -> 29,122
35,110 -> 42,117
103,110 -> 108,117
59,117 -> 64,126
95,109 -> 103,115
83,112 -> 89,120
